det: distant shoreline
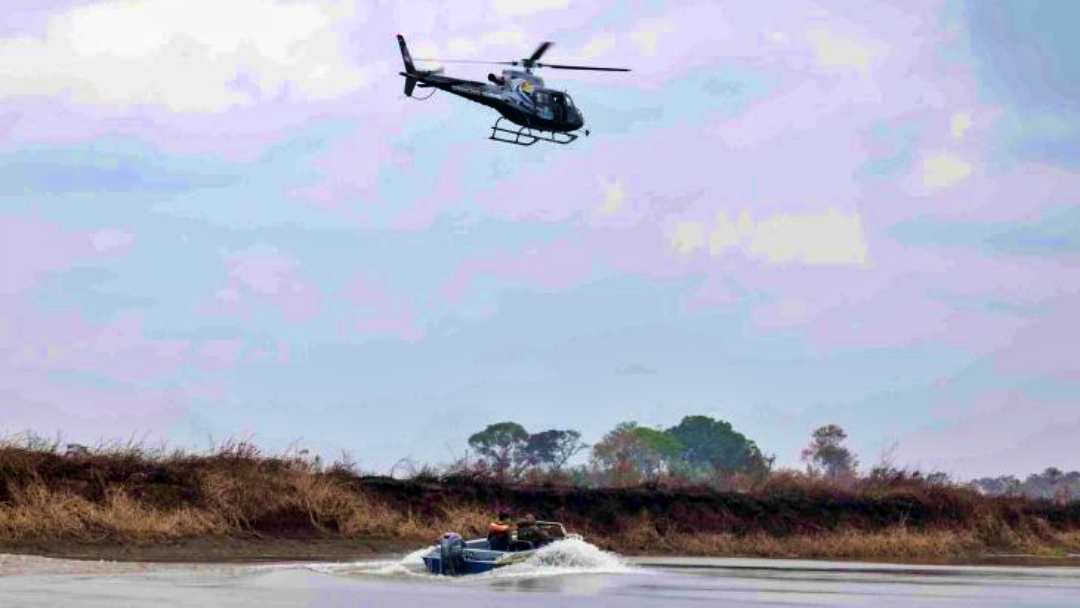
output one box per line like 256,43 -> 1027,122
2,443 -> 1078,566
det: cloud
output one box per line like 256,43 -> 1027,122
951,112 -> 972,140
670,221 -> 707,255
489,0 -> 570,17
481,31 -> 526,46
669,208 -> 869,266
0,215 -> 134,295
205,243 -> 323,323
438,238 -> 599,305
445,37 -> 481,57
89,229 -> 135,252
0,0 -> 368,112
991,292 -> 1080,382
920,151 -> 973,191
196,339 -> 246,372
594,176 -> 626,216
895,386 -> 1080,477
339,273 -> 424,341
580,33 -> 616,60
805,29 -> 875,73
629,18 -> 674,57
2,303 -> 190,384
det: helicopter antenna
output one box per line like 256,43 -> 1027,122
408,88 -> 436,101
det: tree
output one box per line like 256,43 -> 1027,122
801,424 -> 858,480
592,422 -> 684,483
629,426 -> 683,480
1043,467 -> 1065,484
520,429 -> 587,471
468,422 -> 528,480
592,421 -> 641,483
665,415 -> 773,479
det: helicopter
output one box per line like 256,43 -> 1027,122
396,35 -> 630,146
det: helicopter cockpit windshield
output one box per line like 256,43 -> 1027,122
534,90 -> 573,121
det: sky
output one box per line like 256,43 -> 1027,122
1,0 -> 1077,480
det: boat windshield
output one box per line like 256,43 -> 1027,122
536,522 -> 568,538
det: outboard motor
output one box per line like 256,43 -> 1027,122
438,532 -> 466,575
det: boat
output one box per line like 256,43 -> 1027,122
421,520 -> 576,575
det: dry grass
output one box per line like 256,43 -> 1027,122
636,527 -> 985,560
590,514 -> 1080,560
2,434 -> 1078,560
0,483 -> 223,542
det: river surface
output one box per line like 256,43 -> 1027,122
1,539 -> 1078,607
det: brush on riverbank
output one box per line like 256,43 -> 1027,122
2,437 -> 1078,563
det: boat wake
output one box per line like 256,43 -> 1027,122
502,538 -> 635,576
309,545 -> 434,578
314,538 -> 636,581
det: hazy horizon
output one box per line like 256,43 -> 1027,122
2,0 -> 1077,480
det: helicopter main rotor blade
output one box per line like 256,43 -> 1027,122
527,41 -> 554,64
414,58 -> 517,66
412,54 -> 631,72
535,63 -> 631,71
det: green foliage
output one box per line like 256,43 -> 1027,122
629,426 -> 683,480
590,416 -> 775,484
591,422 -> 684,483
520,429 -> 586,471
802,424 -> 858,480
468,422 -> 528,479
665,415 -> 773,478
467,424 -> 588,480
972,468 -> 1080,502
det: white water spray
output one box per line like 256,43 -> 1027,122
492,538 -> 636,577
313,538 -> 636,581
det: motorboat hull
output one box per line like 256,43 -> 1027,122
421,522 -> 573,576
421,537 -> 536,576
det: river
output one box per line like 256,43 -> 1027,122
1,539 -> 1077,607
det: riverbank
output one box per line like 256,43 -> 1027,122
2,442 -> 1078,563
0,536 -> 417,563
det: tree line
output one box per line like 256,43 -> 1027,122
463,416 -> 860,486
971,468 -> 1080,503
464,418 -> 1078,502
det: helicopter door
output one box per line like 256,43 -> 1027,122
550,93 -> 567,122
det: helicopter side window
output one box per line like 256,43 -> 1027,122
564,94 -> 575,108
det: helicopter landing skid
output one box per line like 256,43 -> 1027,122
489,118 -> 578,146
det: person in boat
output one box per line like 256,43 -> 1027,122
487,511 -> 513,551
515,513 -> 554,548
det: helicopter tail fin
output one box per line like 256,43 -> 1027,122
397,34 -> 416,74
397,34 -> 418,97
